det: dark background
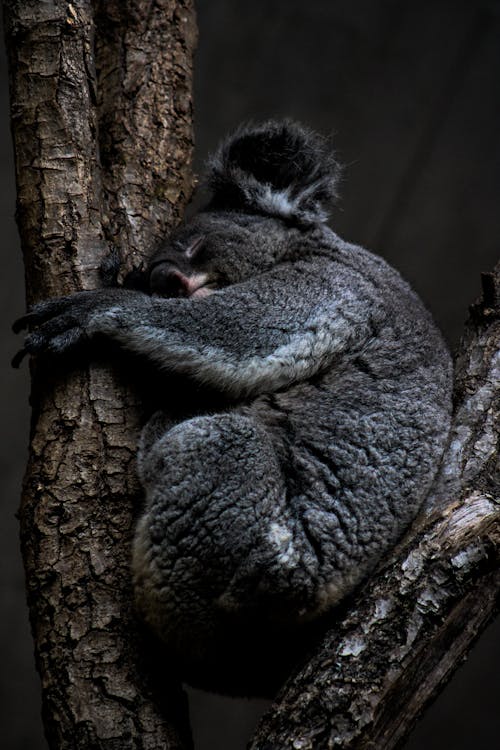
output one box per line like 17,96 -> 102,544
1,1 -> 499,748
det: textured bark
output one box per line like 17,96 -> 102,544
93,0 -> 197,272
249,265 -> 500,749
3,1 -> 196,748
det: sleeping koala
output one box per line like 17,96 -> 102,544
14,121 -> 453,695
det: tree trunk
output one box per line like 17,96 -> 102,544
3,1 -> 196,748
249,265 -> 500,749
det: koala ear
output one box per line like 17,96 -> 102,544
205,120 -> 341,225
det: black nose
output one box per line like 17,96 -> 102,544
149,264 -> 189,297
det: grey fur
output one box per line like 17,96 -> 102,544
14,121 -> 453,696
206,119 -> 341,224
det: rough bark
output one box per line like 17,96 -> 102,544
93,0 -> 197,272
3,1 -> 196,748
249,265 -> 500,750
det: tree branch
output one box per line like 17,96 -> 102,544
3,1 -> 196,747
249,263 -> 499,749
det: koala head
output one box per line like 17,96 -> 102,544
148,119 -> 341,298
148,212 -> 289,297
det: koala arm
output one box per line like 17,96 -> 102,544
14,261 -> 372,398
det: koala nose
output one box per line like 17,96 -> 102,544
149,264 -> 190,297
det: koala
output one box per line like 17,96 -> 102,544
14,121 -> 453,696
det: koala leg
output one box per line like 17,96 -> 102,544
132,411 -> 316,649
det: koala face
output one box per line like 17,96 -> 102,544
148,211 -> 288,298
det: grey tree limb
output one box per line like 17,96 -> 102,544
249,265 -> 499,749
3,1 -> 196,747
